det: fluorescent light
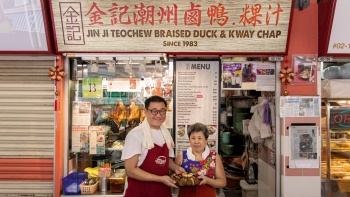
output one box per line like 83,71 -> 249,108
65,53 -> 162,61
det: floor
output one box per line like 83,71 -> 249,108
223,188 -> 242,197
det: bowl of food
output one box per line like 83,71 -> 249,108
178,126 -> 185,137
207,125 -> 216,135
172,173 -> 201,187
299,68 -> 311,80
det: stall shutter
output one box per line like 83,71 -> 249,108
0,56 -> 55,196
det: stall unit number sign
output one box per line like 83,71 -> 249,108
82,78 -> 103,98
328,0 -> 350,54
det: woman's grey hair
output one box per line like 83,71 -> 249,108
187,123 -> 209,139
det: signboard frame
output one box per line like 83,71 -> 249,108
49,0 -> 295,55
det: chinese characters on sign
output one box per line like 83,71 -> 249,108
52,0 -> 293,53
60,2 -> 85,45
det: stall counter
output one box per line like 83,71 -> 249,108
61,188 -> 225,197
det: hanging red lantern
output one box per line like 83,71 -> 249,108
48,66 -> 65,81
279,67 -> 294,96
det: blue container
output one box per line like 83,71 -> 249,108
62,172 -> 88,194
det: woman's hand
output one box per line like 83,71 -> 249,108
197,175 -> 210,186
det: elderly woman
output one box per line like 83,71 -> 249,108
174,123 -> 226,197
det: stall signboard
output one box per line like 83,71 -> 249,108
329,107 -> 350,130
50,0 -> 293,53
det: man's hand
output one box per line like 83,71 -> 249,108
160,175 -> 178,188
174,165 -> 186,174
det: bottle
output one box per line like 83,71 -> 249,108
220,111 -> 227,125
227,104 -> 232,117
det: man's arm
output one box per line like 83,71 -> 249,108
169,157 -> 186,174
124,154 -> 178,187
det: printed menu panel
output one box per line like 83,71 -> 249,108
72,101 -> 91,126
174,60 -> 220,154
89,126 -> 106,155
72,126 -> 89,153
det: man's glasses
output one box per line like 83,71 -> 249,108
147,108 -> 167,115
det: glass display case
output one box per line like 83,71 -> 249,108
321,98 -> 350,196
326,100 -> 350,180
66,55 -> 172,195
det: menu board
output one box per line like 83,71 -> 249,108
174,60 -> 220,154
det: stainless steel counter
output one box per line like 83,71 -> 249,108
171,188 -> 225,197
61,188 -> 225,197
61,178 -> 225,197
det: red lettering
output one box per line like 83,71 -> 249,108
345,114 -> 350,122
85,2 -> 107,26
266,3 -> 283,26
207,3 -> 229,26
158,4 -> 178,25
134,3 -> 155,25
239,4 -> 262,27
108,3 -> 132,25
184,2 -> 202,26
334,114 -> 342,124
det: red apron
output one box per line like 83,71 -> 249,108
178,184 -> 216,197
125,143 -> 171,197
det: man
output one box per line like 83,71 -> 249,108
121,96 -> 185,197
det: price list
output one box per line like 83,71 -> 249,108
174,60 -> 220,153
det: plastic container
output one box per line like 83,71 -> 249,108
221,144 -> 234,155
110,177 -> 126,193
62,172 -> 88,194
80,181 -> 99,195
222,132 -> 231,144
240,180 -> 258,197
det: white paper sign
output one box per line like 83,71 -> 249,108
175,60 -> 220,154
280,96 -> 320,117
289,126 -> 319,168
